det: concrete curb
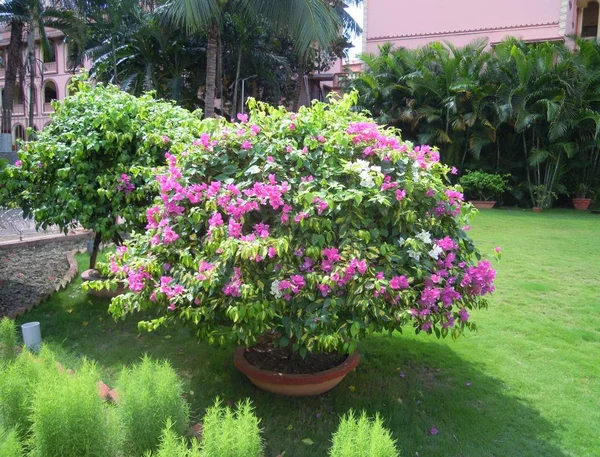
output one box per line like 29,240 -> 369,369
5,248 -> 87,319
0,231 -> 93,250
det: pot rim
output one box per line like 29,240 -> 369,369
233,347 -> 360,385
469,200 -> 497,204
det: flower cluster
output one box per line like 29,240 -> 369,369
105,93 -> 497,355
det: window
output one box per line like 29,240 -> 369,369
43,40 -> 56,64
13,124 -> 25,144
582,1 -> 599,37
14,84 -> 24,105
44,80 -> 58,103
0,48 -> 6,69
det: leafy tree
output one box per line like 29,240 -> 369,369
2,77 -> 204,268
163,0 -> 342,117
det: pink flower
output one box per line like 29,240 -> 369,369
268,247 -> 277,258
162,226 -> 179,244
167,303 -> 177,311
317,135 -> 326,143
313,197 -> 329,214
426,188 -> 435,197
462,225 -> 471,231
237,113 -> 249,123
289,123 -> 296,131
396,189 -> 407,201
451,166 -> 458,175
14,160 -> 22,167
267,156 -> 274,162
459,308 -> 470,322
241,139 -> 252,150
422,321 -> 433,332
253,222 -> 270,238
429,426 -> 438,435
161,135 -> 171,143
390,275 -> 409,290
250,125 -> 260,136
495,246 -> 502,253
318,283 -> 331,297
376,272 -> 384,280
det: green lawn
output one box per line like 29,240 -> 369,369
15,209 -> 600,457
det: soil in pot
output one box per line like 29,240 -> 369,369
244,343 -> 347,374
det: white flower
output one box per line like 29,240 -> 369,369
359,171 -> 375,188
408,249 -> 421,261
416,230 -> 432,244
271,280 -> 282,298
398,237 -> 406,246
370,165 -> 382,174
429,245 -> 443,260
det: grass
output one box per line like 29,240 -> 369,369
14,209 -> 600,457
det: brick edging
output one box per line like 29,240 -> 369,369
6,248 -> 86,319
0,231 -> 93,250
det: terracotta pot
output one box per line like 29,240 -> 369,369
572,198 -> 592,211
234,347 -> 360,396
81,269 -> 125,298
470,200 -> 496,210
532,207 -> 543,213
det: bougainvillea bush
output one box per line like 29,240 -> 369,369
105,93 -> 497,357
1,75 -> 204,268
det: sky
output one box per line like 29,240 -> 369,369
346,3 -> 364,60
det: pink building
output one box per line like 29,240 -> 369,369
362,0 -> 598,52
0,27 -> 79,152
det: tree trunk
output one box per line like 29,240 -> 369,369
292,74 -> 303,111
522,132 -> 534,205
89,232 -> 102,270
2,22 -> 24,136
232,46 -> 242,118
204,21 -> 218,118
27,21 -> 36,130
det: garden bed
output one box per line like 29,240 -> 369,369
0,239 -> 86,317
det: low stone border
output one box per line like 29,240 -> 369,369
6,247 -> 87,319
0,230 -> 92,250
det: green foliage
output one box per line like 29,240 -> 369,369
3,75 -> 204,246
145,420 -> 201,457
29,359 -> 121,457
116,355 -> 190,456
0,425 -> 23,457
459,171 -> 510,201
200,399 -> 263,457
345,38 -> 600,207
329,411 -> 399,457
0,317 -> 17,361
0,347 -> 56,436
107,93 -> 494,356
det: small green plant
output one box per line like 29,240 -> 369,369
0,347 -> 55,435
29,359 -> 121,457
0,317 -> 17,361
200,399 -> 263,457
329,411 -> 400,457
530,184 -> 557,209
0,425 -> 23,457
116,355 -> 190,456
460,170 -> 510,201
145,419 -> 201,457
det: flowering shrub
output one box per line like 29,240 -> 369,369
2,75 -> 204,268
106,93 -> 496,356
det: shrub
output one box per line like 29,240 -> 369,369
459,170 -> 510,202
116,355 -> 190,456
0,347 -> 56,435
145,420 -> 201,457
200,399 -> 263,457
0,426 -> 23,457
106,93 -> 497,357
29,359 -> 121,457
329,411 -> 399,457
2,74 -> 204,268
0,317 -> 17,361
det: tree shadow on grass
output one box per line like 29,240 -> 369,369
18,288 -> 569,457
221,335 -> 569,457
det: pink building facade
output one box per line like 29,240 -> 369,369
0,27 -> 79,152
362,0 -> 597,52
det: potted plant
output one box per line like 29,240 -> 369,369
459,170 -> 510,209
101,93 -> 497,396
530,185 -> 555,212
572,184 -> 595,211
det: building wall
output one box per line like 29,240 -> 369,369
0,27 -> 79,148
364,0 -> 578,53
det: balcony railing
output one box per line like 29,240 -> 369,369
13,104 -> 25,115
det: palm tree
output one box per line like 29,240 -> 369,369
163,0 -> 341,117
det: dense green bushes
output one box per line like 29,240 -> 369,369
116,356 -> 190,456
345,38 -> 600,208
0,318 -> 399,456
